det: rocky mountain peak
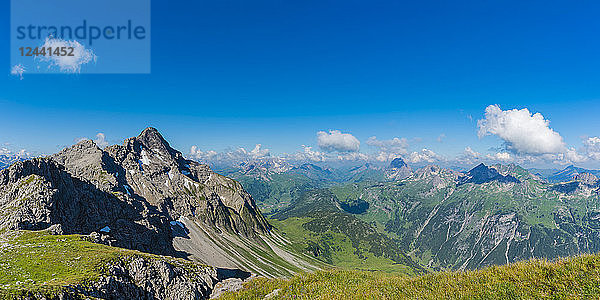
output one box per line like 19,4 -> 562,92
389,157 -> 408,169
0,127 -> 271,257
386,157 -> 411,180
135,127 -> 171,151
122,127 -> 180,163
459,163 -> 520,185
76,138 -> 102,150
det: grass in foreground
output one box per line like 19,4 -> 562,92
222,253 -> 600,299
0,230 -> 199,298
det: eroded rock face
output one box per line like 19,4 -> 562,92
0,128 -> 270,256
15,255 -> 218,300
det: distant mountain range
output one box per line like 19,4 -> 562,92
227,157 -> 600,271
0,151 -> 31,170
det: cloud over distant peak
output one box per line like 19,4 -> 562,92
407,148 -> 442,163
583,137 -> 600,161
189,143 -> 271,163
189,146 -> 218,161
486,152 -> 512,162
249,144 -> 270,158
367,136 -> 410,162
477,105 -> 566,155
317,130 -> 360,152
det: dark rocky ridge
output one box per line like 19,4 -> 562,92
458,163 -> 520,185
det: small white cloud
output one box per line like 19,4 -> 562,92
296,145 -> 326,162
407,149 -> 441,163
94,133 -> 108,148
564,147 -> 587,163
366,136 -> 409,153
366,136 -> 409,162
486,152 -> 513,162
583,137 -> 600,161
189,144 -> 270,164
317,130 -> 360,152
335,152 -> 369,161
38,37 -> 97,73
249,144 -> 270,158
455,146 -> 481,165
11,64 -> 25,80
477,105 -> 566,155
189,145 -> 218,161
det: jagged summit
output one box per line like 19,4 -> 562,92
133,127 -> 174,154
389,157 -> 408,169
0,128 -> 271,257
386,157 -> 411,180
458,163 -> 520,185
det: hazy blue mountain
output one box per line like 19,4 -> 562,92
547,165 -> 600,183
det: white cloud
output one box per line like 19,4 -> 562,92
455,147 -> 482,165
249,144 -> 270,158
189,144 -> 270,164
189,146 -> 218,161
366,136 -> 409,162
335,152 -> 369,161
38,37 -> 97,73
11,64 -> 25,80
477,105 -> 566,155
564,148 -> 587,163
93,133 -> 108,148
295,145 -> 326,162
317,130 -> 360,152
366,136 -> 409,153
583,137 -> 600,161
407,149 -> 441,163
374,152 -> 402,162
486,152 -> 513,162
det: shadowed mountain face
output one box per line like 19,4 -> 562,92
0,128 -> 271,257
386,157 -> 412,180
389,158 -> 408,169
458,163 -> 520,185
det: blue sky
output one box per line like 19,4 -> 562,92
2,1 -> 600,168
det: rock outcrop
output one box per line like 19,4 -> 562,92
0,128 -> 270,256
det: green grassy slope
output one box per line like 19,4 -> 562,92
329,167 -> 600,270
222,253 -> 600,299
0,230 -> 210,298
269,189 -> 425,274
232,173 -> 323,215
